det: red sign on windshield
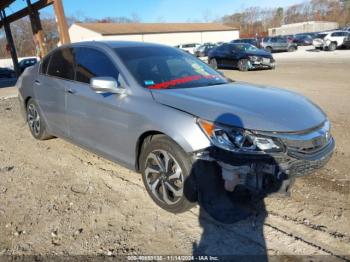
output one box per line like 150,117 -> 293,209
147,75 -> 219,89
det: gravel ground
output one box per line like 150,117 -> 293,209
0,50 -> 349,260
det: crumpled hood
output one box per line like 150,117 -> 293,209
151,82 -> 326,132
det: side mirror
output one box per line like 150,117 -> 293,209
90,77 -> 125,95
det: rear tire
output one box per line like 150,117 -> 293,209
26,98 -> 52,140
237,59 -> 249,72
140,135 -> 197,213
209,58 -> 218,69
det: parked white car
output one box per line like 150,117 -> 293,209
175,43 -> 201,54
313,31 -> 349,51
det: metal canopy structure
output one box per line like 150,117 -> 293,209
0,0 -> 70,76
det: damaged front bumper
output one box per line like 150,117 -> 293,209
193,136 -> 335,197
248,58 -> 275,70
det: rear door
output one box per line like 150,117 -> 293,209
35,47 -> 75,137
274,37 -> 286,50
66,47 -> 130,163
214,44 -> 235,67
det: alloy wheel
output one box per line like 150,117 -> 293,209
27,104 -> 41,136
144,150 -> 184,205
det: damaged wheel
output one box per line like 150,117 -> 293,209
140,135 -> 197,213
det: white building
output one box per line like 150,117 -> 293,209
69,23 -> 239,46
269,21 -> 339,36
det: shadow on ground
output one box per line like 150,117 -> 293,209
184,113 -> 289,260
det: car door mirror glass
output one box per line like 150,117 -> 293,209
90,77 -> 125,94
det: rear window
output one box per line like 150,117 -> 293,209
40,55 -> 51,75
47,48 -> 75,80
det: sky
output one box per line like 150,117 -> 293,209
7,0 -> 306,23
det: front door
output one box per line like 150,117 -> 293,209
66,47 -> 131,163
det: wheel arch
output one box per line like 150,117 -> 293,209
24,96 -> 32,108
134,127 -> 203,172
135,130 -> 164,172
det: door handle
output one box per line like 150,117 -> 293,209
34,80 -> 41,85
66,88 -> 77,94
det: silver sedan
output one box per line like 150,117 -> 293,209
17,41 -> 334,213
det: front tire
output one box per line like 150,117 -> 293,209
237,59 -> 250,71
140,135 -> 197,213
288,46 -> 296,52
265,46 -> 272,53
327,42 -> 337,51
26,98 -> 52,140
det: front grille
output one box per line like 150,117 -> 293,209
278,121 -> 331,156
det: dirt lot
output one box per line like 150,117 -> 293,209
0,51 -> 350,260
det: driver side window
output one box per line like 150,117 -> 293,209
75,47 -> 119,84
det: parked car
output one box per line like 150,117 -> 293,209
19,58 -> 38,74
174,43 -> 201,54
0,67 -> 16,78
208,43 -> 275,71
344,33 -> 350,49
17,41 -> 335,213
284,34 -> 295,43
194,43 -> 217,57
260,36 -> 298,52
293,34 -> 314,46
231,38 -> 260,48
340,26 -> 350,32
312,31 -> 349,51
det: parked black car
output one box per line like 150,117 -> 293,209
293,34 -> 314,46
194,43 -> 217,57
0,67 -> 16,78
231,38 -> 260,48
19,58 -> 38,74
208,43 -> 275,71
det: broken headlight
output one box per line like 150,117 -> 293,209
248,56 -> 259,61
198,119 -> 284,154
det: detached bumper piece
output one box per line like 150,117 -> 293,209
195,137 -> 335,198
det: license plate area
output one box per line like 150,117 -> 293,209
262,58 -> 271,64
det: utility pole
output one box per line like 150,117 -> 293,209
0,10 -> 20,77
53,0 -> 70,45
26,0 -> 47,58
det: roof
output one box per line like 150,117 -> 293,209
68,40 -> 166,49
74,22 -> 237,36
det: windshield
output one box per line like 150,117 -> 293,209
115,46 -> 229,89
233,43 -> 259,52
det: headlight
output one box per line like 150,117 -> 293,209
198,119 -> 283,153
248,56 -> 259,61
